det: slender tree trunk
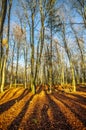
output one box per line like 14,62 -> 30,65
0,0 -> 7,86
49,21 -> 53,92
31,12 -> 35,94
71,25 -> 85,83
75,67 -> 80,84
34,37 -> 40,85
71,63 -> 76,91
1,0 -> 12,92
15,46 -> 19,86
61,66 -> 64,85
1,55 -> 7,92
24,45 -> 27,88
62,24 -> 76,91
10,41 -> 15,88
34,0 -> 45,86
0,0 -> 7,58
83,0 -> 86,27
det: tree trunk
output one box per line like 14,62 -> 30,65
61,66 -> 64,85
31,12 -> 35,94
71,25 -> 85,83
1,0 -> 12,92
1,56 -> 7,92
10,41 -> 15,88
71,64 -> 76,92
0,0 -> 7,85
49,21 -> 53,92
15,46 -> 19,86
24,45 -> 27,89
34,0 -> 45,86
62,24 -> 76,92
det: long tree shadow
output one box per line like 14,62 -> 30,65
53,94 -> 86,127
8,88 -> 24,100
0,88 -> 22,101
70,94 -> 86,105
36,85 -> 43,94
46,94 -> 72,130
0,89 -> 10,100
7,95 -> 34,130
40,104 -> 51,130
0,89 -> 29,114
56,93 -> 86,110
58,93 -> 86,114
25,103 -> 51,130
23,98 -> 41,130
77,86 -> 86,92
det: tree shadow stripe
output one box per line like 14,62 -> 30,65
7,95 -> 34,130
53,94 -> 86,127
0,89 -> 29,114
46,94 -> 72,130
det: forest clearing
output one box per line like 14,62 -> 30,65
0,0 -> 86,130
0,85 -> 86,130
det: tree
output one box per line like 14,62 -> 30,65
0,0 -> 12,92
0,0 -> 7,86
46,0 -> 61,92
34,0 -> 46,86
71,24 -> 85,83
62,23 -> 76,92
13,24 -> 24,86
70,0 -> 86,27
10,37 -> 15,88
0,0 -> 7,59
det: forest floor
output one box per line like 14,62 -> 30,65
0,85 -> 86,130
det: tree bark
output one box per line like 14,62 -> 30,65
0,0 -> 7,86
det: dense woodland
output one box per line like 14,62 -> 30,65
0,0 -> 86,94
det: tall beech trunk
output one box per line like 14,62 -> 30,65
15,46 -> 19,86
30,12 -> 35,94
62,24 -> 76,92
71,25 -> 85,83
1,0 -> 12,92
34,0 -> 45,86
0,0 -> 7,86
0,0 -> 7,59
24,44 -> 27,89
10,41 -> 15,88
49,21 -> 53,92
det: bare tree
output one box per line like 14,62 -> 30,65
71,24 -> 85,83
0,0 -> 12,92
62,23 -> 76,92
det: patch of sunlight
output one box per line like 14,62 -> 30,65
65,94 -> 78,100
76,92 -> 86,96
40,90 -> 45,97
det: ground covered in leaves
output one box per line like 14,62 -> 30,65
0,85 -> 86,130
